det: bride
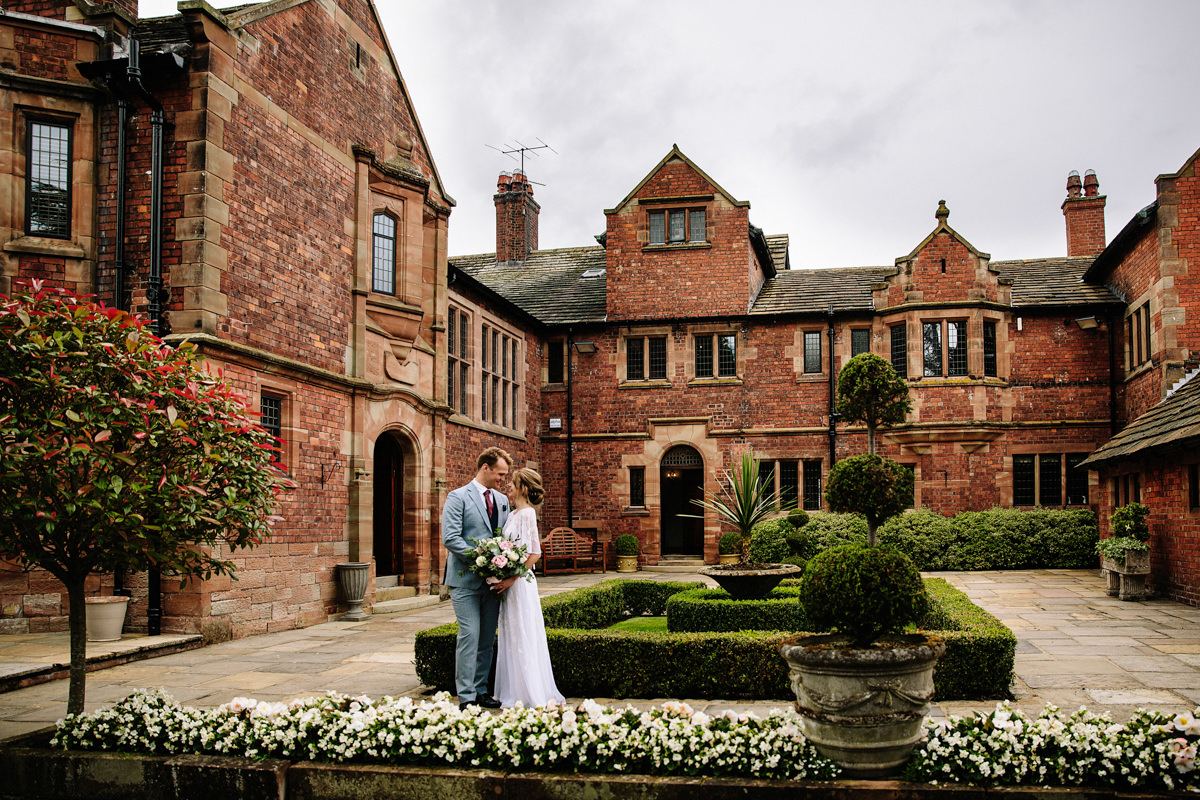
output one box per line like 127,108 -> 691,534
491,467 -> 565,708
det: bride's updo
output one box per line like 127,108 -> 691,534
511,467 -> 545,506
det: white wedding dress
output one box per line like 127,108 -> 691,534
494,507 -> 565,708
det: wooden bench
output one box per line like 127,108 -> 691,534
540,527 -> 606,575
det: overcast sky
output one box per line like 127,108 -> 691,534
141,1 -> 1200,268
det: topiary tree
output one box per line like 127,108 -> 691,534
825,454 -> 914,547
0,283 -> 294,714
835,353 -> 911,455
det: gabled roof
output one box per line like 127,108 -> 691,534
897,201 -> 991,264
751,267 -> 892,316
604,144 -> 749,214
1083,202 -> 1157,283
994,257 -> 1123,307
451,248 -> 608,326
1080,368 -> 1200,469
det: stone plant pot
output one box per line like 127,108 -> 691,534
718,553 -> 741,565
699,563 -> 802,600
1102,550 -> 1150,601
85,596 -> 130,642
779,632 -> 945,778
615,554 -> 638,573
336,562 -> 371,621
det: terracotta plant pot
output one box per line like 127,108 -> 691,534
85,596 -> 130,642
718,553 -> 741,565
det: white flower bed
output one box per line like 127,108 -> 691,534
907,702 -> 1200,792
51,689 -> 838,781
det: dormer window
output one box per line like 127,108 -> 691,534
648,208 -> 705,244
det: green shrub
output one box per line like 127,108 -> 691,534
798,544 -> 929,645
780,554 -> 807,568
1110,502 -> 1151,541
946,508 -> 1098,571
614,534 -> 639,556
787,508 -> 809,529
747,528 -> 789,563
414,578 -> 1013,701
877,509 -> 957,570
825,454 -> 914,545
666,586 -> 806,632
717,532 -> 741,555
801,512 -> 868,550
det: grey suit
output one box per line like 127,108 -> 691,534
441,480 -> 509,702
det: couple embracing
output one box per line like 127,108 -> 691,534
441,446 -> 564,710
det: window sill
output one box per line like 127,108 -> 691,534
447,414 -> 527,442
641,242 -> 711,252
909,376 -> 1006,387
541,383 -> 566,393
796,373 -> 827,382
688,377 -> 744,387
622,507 -> 651,517
619,380 -> 672,389
1124,361 -> 1154,382
4,236 -> 86,259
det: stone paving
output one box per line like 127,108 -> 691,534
1,568 -> 1197,742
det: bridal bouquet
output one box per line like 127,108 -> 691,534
464,536 -> 532,585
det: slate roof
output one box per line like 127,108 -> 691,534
450,248 -> 1121,327
451,247 -> 608,325
1080,369 -> 1200,469
995,257 -> 1121,307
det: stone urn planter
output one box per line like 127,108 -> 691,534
1102,549 -> 1150,601
615,555 -> 638,573
718,553 -> 741,565
699,563 -> 802,600
780,632 -> 945,778
85,596 -> 130,642
336,562 -> 371,621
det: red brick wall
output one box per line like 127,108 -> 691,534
1064,195 -> 1107,257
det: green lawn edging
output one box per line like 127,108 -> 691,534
414,578 -> 1014,700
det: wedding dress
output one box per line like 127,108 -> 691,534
494,507 -> 565,708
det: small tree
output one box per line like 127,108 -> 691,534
835,353 -> 912,455
0,283 -> 294,714
825,454 -> 914,546
689,451 -> 794,563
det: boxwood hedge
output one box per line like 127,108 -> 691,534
414,578 -> 1014,701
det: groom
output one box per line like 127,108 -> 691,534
441,446 -> 512,709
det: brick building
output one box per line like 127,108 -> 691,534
449,146 -> 1198,607
1,0 -> 457,637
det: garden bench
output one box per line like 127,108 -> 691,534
540,527 -> 606,575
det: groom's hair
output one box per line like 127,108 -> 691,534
477,446 -> 513,470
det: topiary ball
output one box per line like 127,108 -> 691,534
787,508 -> 809,529
717,532 -> 742,555
614,534 -> 640,556
797,544 -> 929,646
747,528 -> 789,563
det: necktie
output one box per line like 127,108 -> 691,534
485,490 -> 497,530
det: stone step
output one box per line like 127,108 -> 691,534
375,585 -> 417,603
370,594 -> 443,616
642,557 -> 707,573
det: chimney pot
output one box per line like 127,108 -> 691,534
1083,169 -> 1099,197
1066,170 -> 1082,198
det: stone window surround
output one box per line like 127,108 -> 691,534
1123,294 -> 1153,375
618,325 -> 673,387
255,373 -> 299,474
446,299 -> 526,439
881,311 -> 1008,383
687,322 -> 743,385
637,194 -> 713,250
367,198 -> 405,301
1010,448 -> 1093,508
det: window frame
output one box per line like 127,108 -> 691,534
546,340 -> 565,385
629,466 -> 646,508
447,306 -> 470,416
1014,451 -> 1091,507
694,331 -> 738,379
802,460 -> 822,511
625,335 -> 668,382
850,328 -> 871,358
803,330 -> 822,374
260,394 -> 285,467
25,118 -> 73,240
1126,302 -> 1152,372
922,318 -> 969,378
647,207 -> 707,245
890,323 -> 908,380
480,323 -> 522,431
371,211 -> 398,295
983,320 -> 998,378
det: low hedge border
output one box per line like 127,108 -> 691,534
666,584 -> 806,633
413,578 -> 1014,701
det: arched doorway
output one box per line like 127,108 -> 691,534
372,433 -> 405,581
660,445 -> 704,556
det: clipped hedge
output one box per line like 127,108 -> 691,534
666,585 -> 806,633
414,578 -> 1013,701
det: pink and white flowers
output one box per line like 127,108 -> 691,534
462,535 -> 531,585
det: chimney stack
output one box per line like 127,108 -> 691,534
494,168 -> 540,263
1062,169 -> 1106,257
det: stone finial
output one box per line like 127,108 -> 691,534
936,200 -> 949,223
1066,170 -> 1082,198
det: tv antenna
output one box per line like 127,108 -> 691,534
486,138 -> 557,183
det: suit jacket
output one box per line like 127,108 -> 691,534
442,481 -> 510,589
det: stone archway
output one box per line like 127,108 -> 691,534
660,445 -> 705,556
371,430 -> 421,587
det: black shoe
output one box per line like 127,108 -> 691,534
459,700 -> 478,710
476,694 -> 502,709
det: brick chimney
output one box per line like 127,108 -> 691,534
494,169 -> 540,263
1062,169 -> 1106,257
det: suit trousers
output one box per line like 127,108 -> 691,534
449,584 -> 501,701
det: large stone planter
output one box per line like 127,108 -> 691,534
84,596 -> 130,642
699,563 -> 802,600
1102,549 -> 1150,601
336,562 -> 371,621
615,554 -> 638,573
780,632 -> 945,778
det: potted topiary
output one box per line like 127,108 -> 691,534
614,534 -> 640,573
779,353 -> 943,778
717,532 -> 742,564
1098,502 -> 1151,600
690,451 -> 802,599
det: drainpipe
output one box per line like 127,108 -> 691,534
565,331 -> 574,528
113,95 -> 128,312
1107,311 -> 1119,436
827,304 -> 838,466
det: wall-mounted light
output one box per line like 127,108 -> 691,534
1074,316 -> 1100,330
573,341 -> 597,354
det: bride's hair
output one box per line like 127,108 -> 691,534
511,467 -> 544,506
